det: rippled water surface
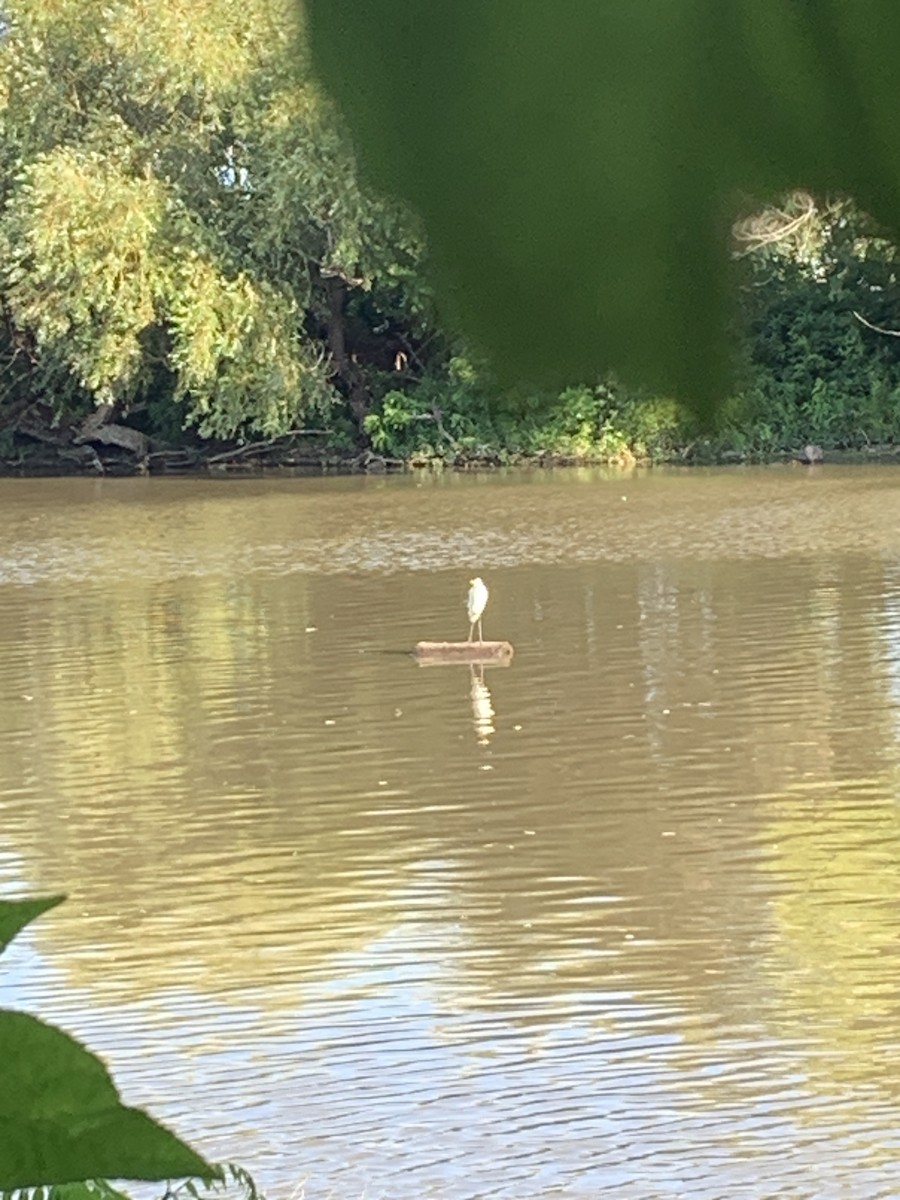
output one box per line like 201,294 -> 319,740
4,466 -> 900,1198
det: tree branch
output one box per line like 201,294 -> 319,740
205,430 -> 332,463
853,310 -> 900,337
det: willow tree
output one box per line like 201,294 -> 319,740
0,0 -> 424,444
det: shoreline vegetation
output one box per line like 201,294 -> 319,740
6,385 -> 900,476
5,424 -> 900,478
6,4 -> 900,480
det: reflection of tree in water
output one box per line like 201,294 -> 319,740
5,547 -> 900,1098
761,784 -> 900,1089
406,559 -> 900,1021
0,570 -> 417,1001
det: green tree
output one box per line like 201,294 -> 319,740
0,0 -> 429,449
730,200 -> 900,450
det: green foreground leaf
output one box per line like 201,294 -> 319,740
16,1178 -> 135,1200
307,2 -> 900,416
0,1011 -> 215,1190
0,895 -> 65,956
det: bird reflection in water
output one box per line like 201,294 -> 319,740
469,663 -> 495,744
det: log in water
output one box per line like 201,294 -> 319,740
415,640 -> 515,664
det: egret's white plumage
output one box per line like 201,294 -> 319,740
466,576 -> 489,642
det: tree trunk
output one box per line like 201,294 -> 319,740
325,275 -> 371,431
74,404 -> 149,458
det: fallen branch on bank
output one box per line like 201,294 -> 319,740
353,449 -> 405,472
205,430 -> 332,464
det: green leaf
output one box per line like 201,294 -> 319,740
306,1 -> 900,417
0,1011 -> 217,1190
22,1179 -> 137,1200
0,896 -> 65,956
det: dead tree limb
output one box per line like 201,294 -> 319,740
205,430 -> 332,464
853,310 -> 900,338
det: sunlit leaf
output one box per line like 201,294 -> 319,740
0,896 -> 65,956
0,1012 -> 216,1190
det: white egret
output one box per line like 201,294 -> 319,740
467,576 -> 489,642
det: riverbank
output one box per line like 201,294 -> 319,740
5,382 -> 900,476
4,431 -> 900,477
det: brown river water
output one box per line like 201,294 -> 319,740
3,465 -> 900,1198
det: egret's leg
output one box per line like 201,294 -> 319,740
468,621 -> 475,642
477,617 -> 484,642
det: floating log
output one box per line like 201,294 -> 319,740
415,640 -> 514,665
